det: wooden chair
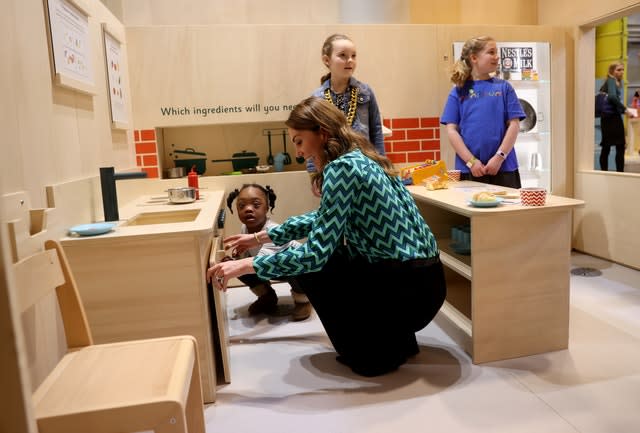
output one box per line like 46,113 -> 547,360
13,239 -> 206,433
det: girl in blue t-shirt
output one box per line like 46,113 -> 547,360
440,36 -> 525,188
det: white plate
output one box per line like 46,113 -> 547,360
468,197 -> 504,208
68,222 -> 116,236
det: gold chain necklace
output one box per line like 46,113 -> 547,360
324,86 -> 359,126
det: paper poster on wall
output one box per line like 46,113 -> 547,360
452,42 -> 541,81
45,0 -> 95,94
102,25 -> 128,128
497,43 -> 539,81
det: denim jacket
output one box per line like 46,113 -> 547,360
308,77 -> 385,172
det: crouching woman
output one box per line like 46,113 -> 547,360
207,96 -> 446,377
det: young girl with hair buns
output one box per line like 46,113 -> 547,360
224,184 -> 312,321
440,35 -> 525,188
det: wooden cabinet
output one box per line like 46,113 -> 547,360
208,234 -> 231,385
627,117 -> 640,156
61,191 -> 225,403
409,182 -> 583,363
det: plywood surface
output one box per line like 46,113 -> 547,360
60,190 -> 224,242
411,181 -> 579,363
408,181 -> 584,216
471,211 -> 571,362
126,25 -> 440,127
209,235 -> 231,384
573,171 -> 640,270
60,191 -> 225,403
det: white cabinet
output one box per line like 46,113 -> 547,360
506,43 -> 552,191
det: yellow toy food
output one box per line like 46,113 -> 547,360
423,176 -> 448,190
401,160 -> 447,185
473,192 -> 497,202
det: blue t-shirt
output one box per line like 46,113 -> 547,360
440,78 -> 525,172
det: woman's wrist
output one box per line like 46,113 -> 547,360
253,232 -> 262,245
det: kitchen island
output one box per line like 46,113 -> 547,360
61,190 -> 226,403
408,182 -> 584,363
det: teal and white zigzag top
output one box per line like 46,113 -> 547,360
253,149 -> 439,280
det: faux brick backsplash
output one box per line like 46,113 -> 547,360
135,118 -> 441,178
384,117 -> 441,165
134,129 -> 159,178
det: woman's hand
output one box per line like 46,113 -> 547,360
206,257 -> 254,292
223,233 -> 259,258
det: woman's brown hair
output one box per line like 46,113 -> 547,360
285,97 -> 397,194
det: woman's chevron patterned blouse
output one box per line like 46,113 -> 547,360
253,149 -> 439,281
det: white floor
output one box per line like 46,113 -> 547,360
204,252 -> 640,433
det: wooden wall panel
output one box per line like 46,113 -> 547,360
2,0 -> 136,209
0,2 -> 21,195
126,25 -> 441,127
127,23 -> 571,193
119,0 -> 340,26
541,1 -> 640,270
573,171 -> 640,270
458,0 -> 537,25
538,0 -> 639,26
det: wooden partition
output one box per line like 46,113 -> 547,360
2,0 -> 136,207
567,7 -> 640,270
126,23 -> 572,195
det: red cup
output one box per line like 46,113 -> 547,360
520,187 -> 546,206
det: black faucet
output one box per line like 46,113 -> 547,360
100,167 -> 148,222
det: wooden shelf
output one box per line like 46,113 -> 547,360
410,181 -> 583,363
439,248 -> 471,280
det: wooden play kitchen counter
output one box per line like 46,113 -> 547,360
408,181 -> 584,363
61,190 -> 226,403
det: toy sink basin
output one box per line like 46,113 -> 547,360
122,209 -> 201,226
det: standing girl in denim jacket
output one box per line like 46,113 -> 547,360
307,33 -> 385,173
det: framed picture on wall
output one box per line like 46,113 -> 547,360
102,23 -> 128,129
44,0 -> 96,94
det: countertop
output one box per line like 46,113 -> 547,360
61,190 -> 225,244
407,181 -> 584,216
